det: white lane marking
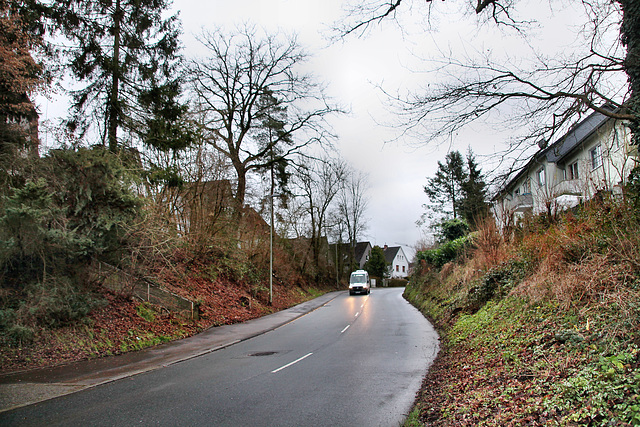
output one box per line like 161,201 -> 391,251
355,312 -> 360,317
340,325 -> 350,334
272,353 -> 313,373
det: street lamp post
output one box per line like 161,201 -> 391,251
269,155 -> 274,306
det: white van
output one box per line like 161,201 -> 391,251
349,270 -> 370,295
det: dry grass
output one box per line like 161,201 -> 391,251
509,199 -> 640,324
471,217 -> 508,268
406,197 -> 640,426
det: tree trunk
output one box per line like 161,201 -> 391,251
232,160 -> 247,208
108,0 -> 122,152
619,0 -> 640,145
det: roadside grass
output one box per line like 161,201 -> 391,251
404,197 -> 640,426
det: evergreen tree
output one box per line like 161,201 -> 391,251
364,245 -> 388,279
460,149 -> 489,225
424,151 -> 466,219
424,149 -> 489,229
50,0 -> 184,152
137,78 -> 195,153
252,88 -> 293,198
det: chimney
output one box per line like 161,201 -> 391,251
383,244 -> 388,250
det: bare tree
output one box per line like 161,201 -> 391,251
334,0 -> 640,153
188,24 -> 340,208
293,156 -> 347,277
142,132 -> 234,245
337,168 -> 370,261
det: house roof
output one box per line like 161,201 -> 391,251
493,106 -> 618,200
354,241 -> 371,263
543,106 -> 615,164
383,246 -> 401,264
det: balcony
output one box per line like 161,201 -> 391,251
513,193 -> 533,212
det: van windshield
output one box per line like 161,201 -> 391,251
350,274 -> 367,284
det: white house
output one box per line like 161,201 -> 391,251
383,245 -> 410,279
493,106 -> 636,228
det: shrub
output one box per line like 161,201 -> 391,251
467,258 -> 533,310
0,148 -> 142,289
472,216 -> 506,268
0,308 -> 16,330
626,166 -> 640,213
44,147 -> 142,263
5,324 -> 35,346
23,279 -> 103,328
416,234 -> 473,269
436,218 -> 470,242
388,278 -> 408,287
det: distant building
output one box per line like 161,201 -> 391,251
174,179 -> 236,236
354,241 -> 372,270
2,92 -> 40,159
383,245 -> 409,279
328,241 -> 372,274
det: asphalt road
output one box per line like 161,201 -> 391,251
1,287 -> 439,426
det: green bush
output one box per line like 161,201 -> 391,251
24,280 -> 103,328
5,324 -> 35,346
626,166 -> 640,213
388,278 -> 408,287
45,147 -> 142,262
0,148 -> 142,288
436,218 -> 470,242
0,308 -> 16,330
416,234 -> 473,268
467,258 -> 532,310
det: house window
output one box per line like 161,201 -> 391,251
590,145 -> 602,169
396,265 -> 399,272
567,161 -> 579,180
402,266 -> 406,273
523,179 -> 531,194
536,168 -> 546,186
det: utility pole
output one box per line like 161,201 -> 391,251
269,147 -> 274,305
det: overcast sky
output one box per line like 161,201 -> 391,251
169,0 -> 474,257
38,0 -> 598,259
172,1 -> 605,258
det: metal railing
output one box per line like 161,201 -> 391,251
91,261 -> 198,320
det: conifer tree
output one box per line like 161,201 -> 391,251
460,149 -> 489,225
424,149 -> 489,228
364,245 -> 388,279
424,151 -> 466,219
51,0 -> 184,152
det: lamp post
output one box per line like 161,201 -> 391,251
269,155 -> 274,306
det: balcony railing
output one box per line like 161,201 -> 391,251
513,193 -> 533,212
